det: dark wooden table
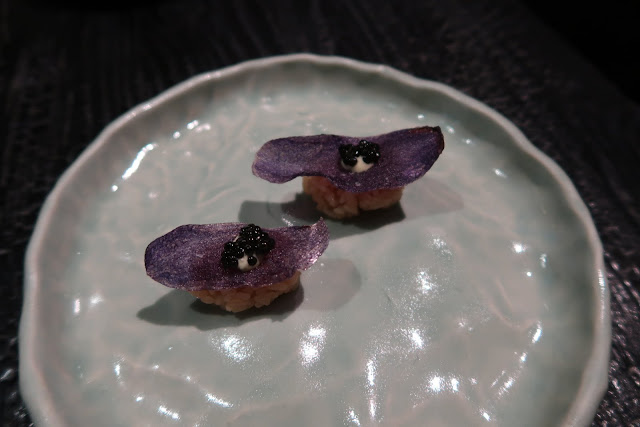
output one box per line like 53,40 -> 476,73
2,0 -> 639,425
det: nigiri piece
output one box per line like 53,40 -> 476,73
252,126 -> 444,219
144,219 -> 329,312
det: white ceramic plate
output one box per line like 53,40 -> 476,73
20,54 -> 609,426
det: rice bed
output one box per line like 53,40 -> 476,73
302,176 -> 403,219
189,271 -> 301,312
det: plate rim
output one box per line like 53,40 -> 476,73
19,53 -> 610,426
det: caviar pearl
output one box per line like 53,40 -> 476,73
221,225 -> 275,271
339,140 -> 381,173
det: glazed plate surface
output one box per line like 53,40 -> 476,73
20,55 -> 609,426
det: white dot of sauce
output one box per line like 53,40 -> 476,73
342,156 -> 374,173
236,254 -> 260,272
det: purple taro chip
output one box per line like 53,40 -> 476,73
252,126 -> 445,192
145,219 -> 329,291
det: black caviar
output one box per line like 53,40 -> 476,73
339,140 -> 381,168
221,224 -> 276,270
